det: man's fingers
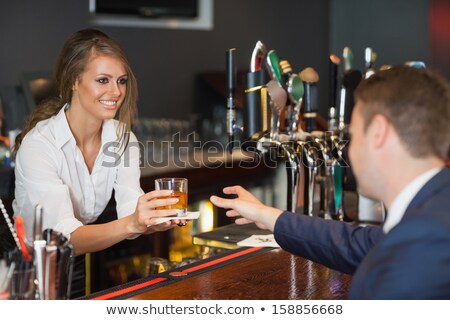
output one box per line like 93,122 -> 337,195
234,217 -> 253,225
222,185 -> 247,196
222,186 -> 258,203
210,195 -> 235,209
222,186 -> 238,195
225,209 -> 240,217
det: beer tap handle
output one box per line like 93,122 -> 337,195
364,47 -> 378,79
338,69 -> 363,129
286,74 -> 304,137
226,48 -> 237,154
299,67 -> 319,133
343,46 -> 353,72
328,54 -> 340,131
267,80 -> 287,140
405,61 -> 426,69
250,41 -> 267,72
265,50 -> 283,85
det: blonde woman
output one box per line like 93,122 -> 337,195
13,29 -> 182,257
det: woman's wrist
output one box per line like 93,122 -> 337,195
124,213 -> 145,236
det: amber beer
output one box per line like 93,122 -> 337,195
154,178 -> 188,216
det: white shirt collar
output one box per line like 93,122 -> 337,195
53,103 -> 119,149
383,168 -> 441,234
54,104 -> 74,149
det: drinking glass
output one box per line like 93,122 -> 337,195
154,178 -> 188,217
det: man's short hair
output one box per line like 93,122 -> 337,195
355,66 -> 450,161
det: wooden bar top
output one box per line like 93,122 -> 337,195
127,248 -> 351,300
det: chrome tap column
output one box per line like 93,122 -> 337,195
235,43 -> 326,215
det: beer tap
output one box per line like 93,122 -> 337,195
343,46 -> 353,73
290,135 -> 322,216
317,53 -> 341,220
279,59 -> 294,135
241,41 -> 270,143
364,47 -> 377,79
264,49 -> 286,140
241,47 -> 302,212
280,60 -> 304,138
256,136 -> 300,212
264,72 -> 302,212
299,67 -> 320,133
317,133 -> 337,219
292,67 -> 321,216
328,54 -> 340,131
266,60 -> 322,216
334,47 -> 362,220
265,50 -> 283,85
405,61 -> 426,69
226,48 -> 237,154
338,47 -> 363,129
326,131 -> 348,220
239,44 -> 324,215
266,80 -> 287,140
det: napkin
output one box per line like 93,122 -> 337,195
152,211 -> 200,225
237,234 -> 280,247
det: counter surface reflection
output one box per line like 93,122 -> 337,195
126,248 -> 351,300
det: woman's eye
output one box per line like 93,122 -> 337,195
118,78 -> 128,85
97,78 -> 109,84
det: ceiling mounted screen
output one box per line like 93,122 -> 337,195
94,0 -> 198,18
89,0 -> 213,30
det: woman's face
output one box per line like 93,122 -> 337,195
71,54 -> 127,122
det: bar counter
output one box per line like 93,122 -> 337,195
82,247 -> 351,300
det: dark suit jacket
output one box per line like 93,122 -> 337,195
274,167 -> 450,299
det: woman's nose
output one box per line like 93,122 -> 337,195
109,82 -> 121,96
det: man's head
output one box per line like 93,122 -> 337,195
349,66 -> 450,201
354,66 -> 450,161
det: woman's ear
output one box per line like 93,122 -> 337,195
72,78 -> 79,91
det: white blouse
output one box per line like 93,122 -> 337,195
13,105 -> 144,242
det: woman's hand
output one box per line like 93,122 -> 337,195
130,190 -> 181,234
210,185 -> 283,231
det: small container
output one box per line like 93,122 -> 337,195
146,257 -> 170,275
9,267 -> 35,300
154,178 -> 188,217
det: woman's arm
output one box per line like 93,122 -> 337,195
71,189 -> 181,255
70,214 -> 138,255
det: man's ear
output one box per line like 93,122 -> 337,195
369,114 -> 390,149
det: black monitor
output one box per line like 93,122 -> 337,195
92,0 -> 198,18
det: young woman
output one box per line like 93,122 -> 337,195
13,29 -> 183,257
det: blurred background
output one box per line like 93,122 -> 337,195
0,0 -> 448,136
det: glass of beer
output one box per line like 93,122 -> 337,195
154,178 -> 188,217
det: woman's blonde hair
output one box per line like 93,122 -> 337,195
13,28 -> 138,155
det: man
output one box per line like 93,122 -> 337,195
210,66 -> 450,299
